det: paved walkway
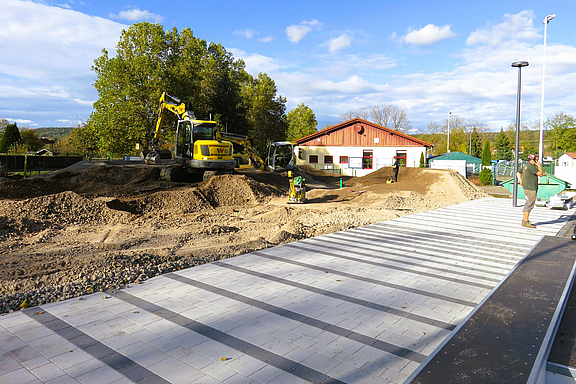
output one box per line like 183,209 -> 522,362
1,197 -> 574,384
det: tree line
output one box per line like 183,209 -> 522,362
416,112 -> 576,160
62,22 -> 317,157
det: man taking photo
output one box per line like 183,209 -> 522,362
516,153 -> 544,228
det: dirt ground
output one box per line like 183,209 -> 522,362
0,162 -> 487,313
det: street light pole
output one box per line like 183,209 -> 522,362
512,61 -> 529,208
539,14 -> 555,164
447,112 -> 451,153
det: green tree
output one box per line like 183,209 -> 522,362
67,125 -> 100,156
419,152 -> 425,168
0,123 -> 22,152
20,129 -> 44,151
495,128 -> 512,161
470,127 -> 482,158
479,140 -> 493,185
89,22 -> 250,155
546,113 -> 576,156
243,73 -> 287,154
286,103 -> 317,141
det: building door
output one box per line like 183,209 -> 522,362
363,150 -> 373,169
396,151 -> 406,166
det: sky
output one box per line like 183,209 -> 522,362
1,0 -> 576,133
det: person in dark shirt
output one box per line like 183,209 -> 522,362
392,156 -> 400,182
516,153 -> 544,228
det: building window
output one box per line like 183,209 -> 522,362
324,156 -> 333,164
339,156 -> 348,164
396,151 -> 407,167
362,150 -> 373,169
309,155 -> 318,163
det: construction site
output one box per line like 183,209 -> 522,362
0,162 -> 485,314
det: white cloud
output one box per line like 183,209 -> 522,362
234,28 -> 257,39
228,49 -> 283,75
327,34 -> 353,53
259,36 -> 274,43
467,10 -> 538,47
2,118 -> 33,125
402,24 -> 456,46
0,0 -> 125,126
286,19 -> 323,43
109,8 -> 164,23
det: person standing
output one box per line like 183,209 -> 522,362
392,156 -> 400,182
516,153 -> 544,228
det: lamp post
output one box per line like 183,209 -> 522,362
538,14 -> 555,164
447,112 -> 451,153
512,61 -> 529,207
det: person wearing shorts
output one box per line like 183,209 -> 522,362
516,153 -> 544,228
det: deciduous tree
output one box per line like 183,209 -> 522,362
20,128 -> 44,151
286,103 -> 317,141
89,22 -> 252,155
243,73 -> 287,154
340,104 -> 412,132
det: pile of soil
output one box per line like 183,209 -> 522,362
0,162 -> 486,314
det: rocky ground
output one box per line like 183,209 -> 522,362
0,162 -> 487,314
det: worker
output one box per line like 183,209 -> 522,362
516,153 -> 544,228
392,156 -> 400,183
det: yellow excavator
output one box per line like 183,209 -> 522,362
145,92 -> 235,180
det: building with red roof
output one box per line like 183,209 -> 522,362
293,118 -> 433,176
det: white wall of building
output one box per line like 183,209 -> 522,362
429,160 -> 467,177
554,167 -> 576,188
295,146 -> 427,177
556,154 -> 576,167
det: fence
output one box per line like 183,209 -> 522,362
494,161 -> 555,184
0,154 -> 83,173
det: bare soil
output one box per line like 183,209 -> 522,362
0,162 -> 486,313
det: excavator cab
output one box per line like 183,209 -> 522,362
267,142 -> 295,172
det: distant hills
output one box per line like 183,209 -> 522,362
34,127 -> 76,140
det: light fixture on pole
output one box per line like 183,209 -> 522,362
447,112 -> 452,153
538,14 -> 555,164
512,61 -> 529,208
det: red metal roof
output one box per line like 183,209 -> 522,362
294,118 -> 433,147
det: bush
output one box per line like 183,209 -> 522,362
419,152 -> 425,168
479,167 -> 493,185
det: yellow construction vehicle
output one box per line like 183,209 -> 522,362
287,171 -> 306,203
145,92 -> 235,180
215,131 -> 265,170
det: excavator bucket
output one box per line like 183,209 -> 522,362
143,149 -> 172,165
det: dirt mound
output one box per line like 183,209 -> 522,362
0,161 -> 489,314
0,191 -> 128,240
200,174 -> 283,207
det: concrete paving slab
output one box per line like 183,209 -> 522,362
1,197 -> 574,383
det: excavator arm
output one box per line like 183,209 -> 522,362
149,92 -> 194,151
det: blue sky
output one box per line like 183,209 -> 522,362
1,0 -> 576,132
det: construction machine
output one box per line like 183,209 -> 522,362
145,92 -> 235,180
215,131 -> 265,170
215,131 -> 296,173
